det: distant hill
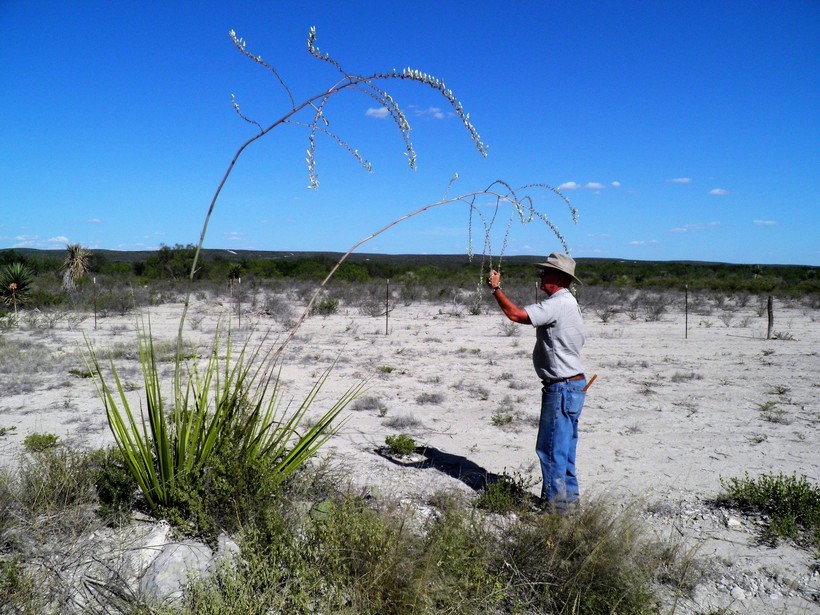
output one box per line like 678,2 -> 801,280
0,247 -> 805,269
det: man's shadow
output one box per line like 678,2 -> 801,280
375,445 -> 505,492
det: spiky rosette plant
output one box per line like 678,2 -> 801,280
62,243 -> 90,292
0,262 -> 34,317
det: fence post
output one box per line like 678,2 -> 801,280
766,295 -> 773,339
385,279 -> 390,335
684,284 -> 689,339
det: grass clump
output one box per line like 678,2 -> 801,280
716,472 -> 820,549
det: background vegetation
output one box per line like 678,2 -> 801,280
1,247 -> 817,317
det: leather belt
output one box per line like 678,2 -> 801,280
542,374 -> 585,386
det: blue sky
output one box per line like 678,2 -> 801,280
1,1 -> 817,265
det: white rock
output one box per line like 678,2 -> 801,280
726,516 -> 742,529
730,585 -> 746,601
139,539 -> 214,604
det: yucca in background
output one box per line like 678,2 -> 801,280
62,243 -> 90,292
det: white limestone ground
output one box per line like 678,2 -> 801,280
1,290 -> 817,613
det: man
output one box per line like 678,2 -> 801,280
486,252 -> 587,511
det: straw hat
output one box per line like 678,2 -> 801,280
533,252 -> 582,284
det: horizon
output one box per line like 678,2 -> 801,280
5,246 -> 816,269
1,2 -> 818,266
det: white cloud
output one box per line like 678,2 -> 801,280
611,181 -> 621,187
628,239 -> 660,246
670,222 -> 721,233
88,218 -> 101,224
48,236 -> 69,244
709,188 -> 729,196
587,233 -> 610,238
668,177 -> 692,184
753,219 -> 778,226
557,181 -> 607,191
365,107 -> 389,119
225,231 -> 242,241
412,106 -> 446,119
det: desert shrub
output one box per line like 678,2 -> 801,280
594,306 -> 617,323
499,320 -> 519,337
22,432 -> 59,453
716,473 -> 820,548
358,299 -> 385,317
384,434 -> 416,456
495,499 -> 660,613
312,296 -> 339,316
474,471 -> 536,514
0,558 -> 41,613
94,448 -> 138,525
416,392 -> 444,405
384,414 -> 422,431
352,396 -> 383,412
17,445 -> 99,516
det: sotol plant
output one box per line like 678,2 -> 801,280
85,323 -> 362,514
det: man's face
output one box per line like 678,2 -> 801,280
538,268 -> 568,295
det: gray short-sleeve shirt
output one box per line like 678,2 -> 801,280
523,289 -> 585,381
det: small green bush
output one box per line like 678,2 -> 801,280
94,448 -> 138,525
312,296 -> 339,316
474,471 -> 536,514
384,434 -> 416,456
717,472 -> 820,549
0,559 -> 41,612
22,433 -> 59,453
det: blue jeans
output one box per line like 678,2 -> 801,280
536,378 -> 586,507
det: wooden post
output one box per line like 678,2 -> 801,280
93,277 -> 97,330
684,284 -> 688,339
766,295 -> 773,340
385,279 -> 390,335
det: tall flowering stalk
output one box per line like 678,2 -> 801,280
179,27 -> 489,343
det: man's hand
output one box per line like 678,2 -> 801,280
487,269 -> 501,289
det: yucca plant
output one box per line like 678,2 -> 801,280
84,321 -> 361,513
62,243 -> 90,292
0,262 -> 34,317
